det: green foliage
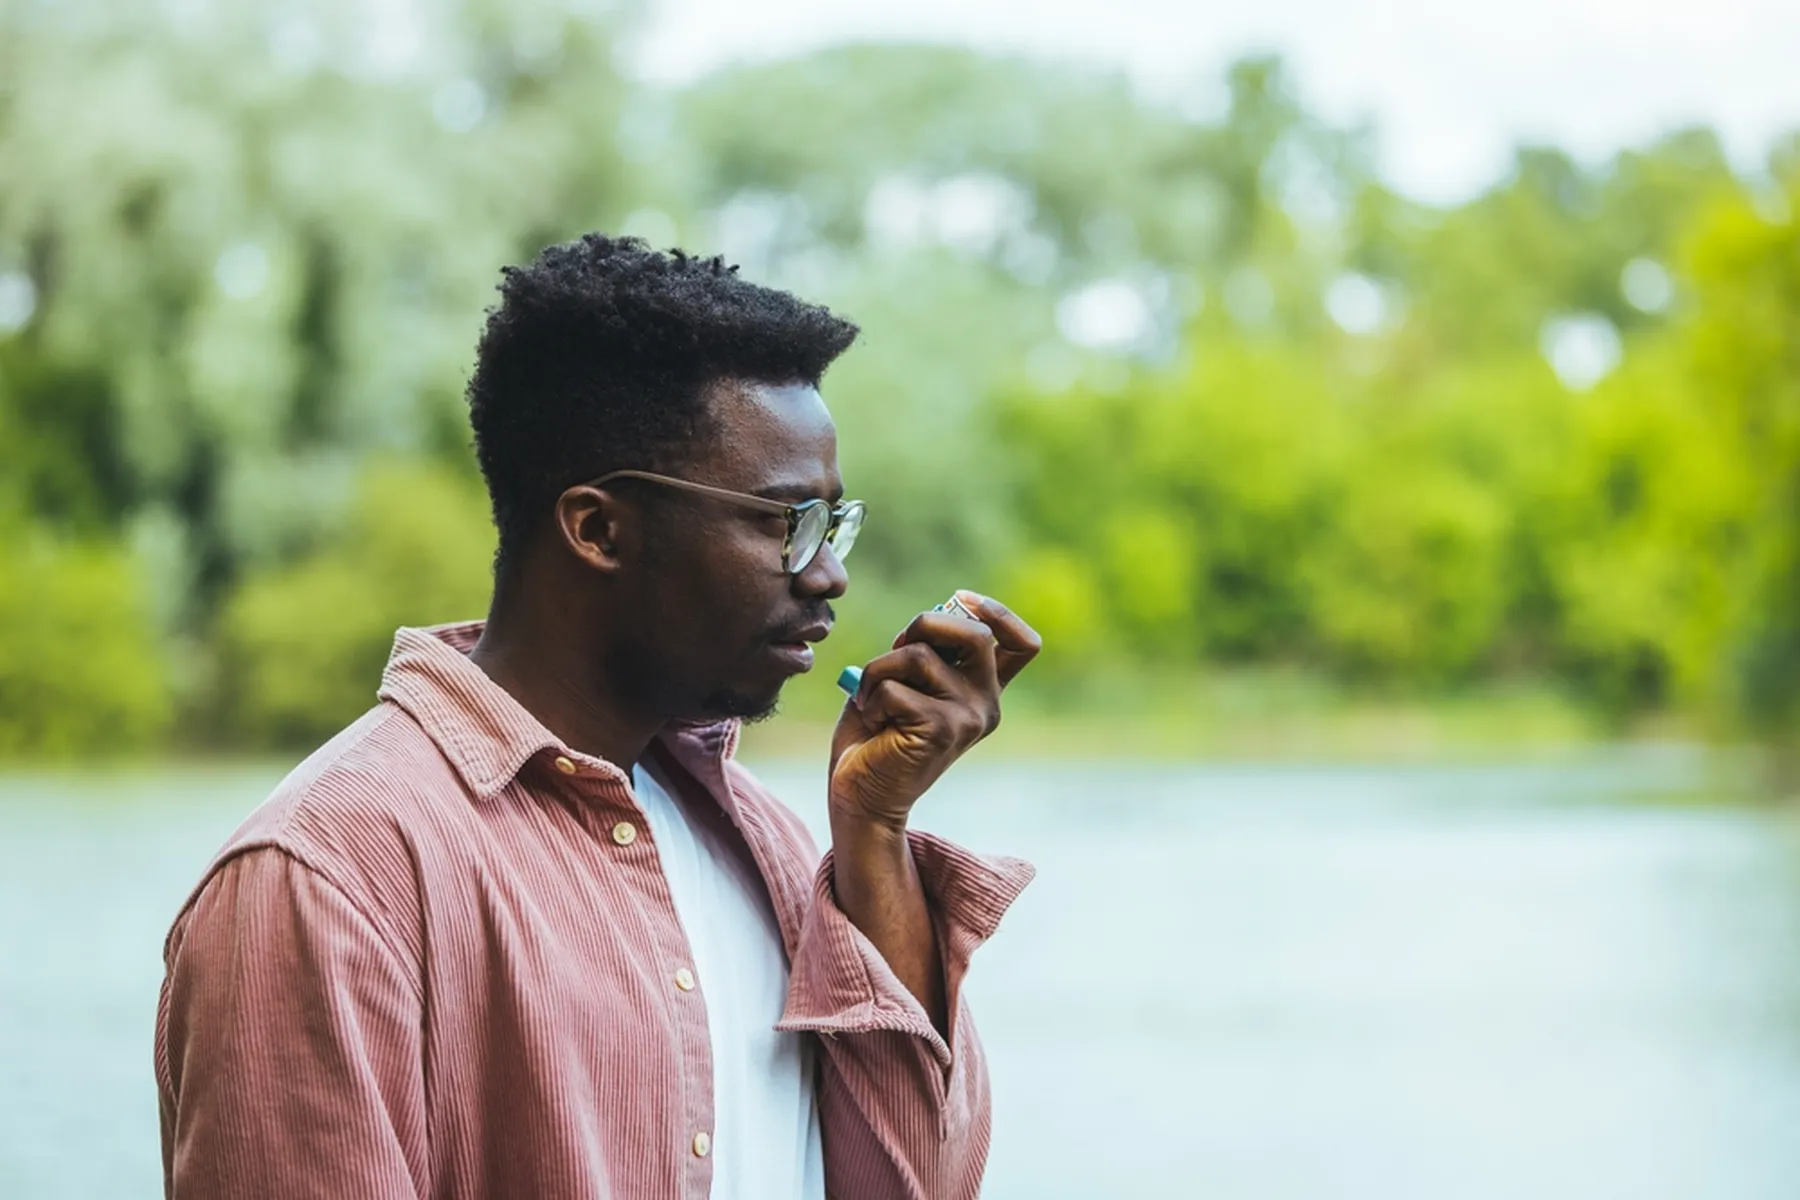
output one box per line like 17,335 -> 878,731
0,8 -> 1796,754
0,529 -> 171,756
674,47 -> 1344,276
997,344 -> 1349,662
1302,460 -> 1508,680
996,547 -> 1109,671
996,201 -> 1791,718
217,463 -> 494,746
1097,509 -> 1200,654
1001,342 -> 1519,682
0,0 -> 632,614
1530,348 -> 1748,709
1675,190 -> 1800,735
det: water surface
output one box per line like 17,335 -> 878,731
3,751 -> 1798,1198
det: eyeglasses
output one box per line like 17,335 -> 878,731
588,469 -> 867,575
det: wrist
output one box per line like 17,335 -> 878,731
829,803 -> 911,849
828,782 -> 913,835
829,808 -> 918,913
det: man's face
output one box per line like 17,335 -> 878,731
609,379 -> 850,722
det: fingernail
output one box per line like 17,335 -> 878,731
954,590 -> 985,614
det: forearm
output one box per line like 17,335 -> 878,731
781,830 -> 1035,1200
828,812 -> 948,1034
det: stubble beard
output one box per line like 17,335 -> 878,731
696,684 -> 783,724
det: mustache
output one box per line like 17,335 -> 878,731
766,604 -> 835,642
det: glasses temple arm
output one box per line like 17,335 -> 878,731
587,470 -> 794,517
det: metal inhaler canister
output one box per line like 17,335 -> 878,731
934,593 -> 979,623
838,594 -> 979,696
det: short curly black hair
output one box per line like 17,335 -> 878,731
467,234 -> 860,567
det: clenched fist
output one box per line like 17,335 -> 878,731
828,592 -> 1042,831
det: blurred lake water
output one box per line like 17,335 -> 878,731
4,750 -> 1800,1198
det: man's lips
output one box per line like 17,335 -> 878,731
771,621 -> 832,647
767,622 -> 830,674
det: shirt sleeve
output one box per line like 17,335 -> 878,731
155,846 -> 428,1200
776,829 -> 1035,1200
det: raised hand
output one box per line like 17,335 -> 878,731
828,592 -> 1042,830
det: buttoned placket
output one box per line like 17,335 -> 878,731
545,750 -> 716,1196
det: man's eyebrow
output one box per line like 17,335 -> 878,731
753,482 -> 845,503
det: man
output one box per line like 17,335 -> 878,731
154,235 -> 1040,1199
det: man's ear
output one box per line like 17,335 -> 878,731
554,484 -> 632,573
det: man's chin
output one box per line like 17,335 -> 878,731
696,685 -> 782,725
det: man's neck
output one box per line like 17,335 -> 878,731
469,598 -> 663,773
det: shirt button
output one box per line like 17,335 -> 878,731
674,967 -> 696,992
611,821 -> 637,846
692,1131 -> 710,1158
553,755 -> 577,775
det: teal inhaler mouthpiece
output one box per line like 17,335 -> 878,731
837,665 -> 863,695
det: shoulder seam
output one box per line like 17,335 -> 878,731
174,842 -> 426,1004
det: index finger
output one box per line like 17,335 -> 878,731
954,591 -> 1042,688
892,610 -> 1001,691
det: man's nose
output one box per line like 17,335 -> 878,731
793,539 -> 849,601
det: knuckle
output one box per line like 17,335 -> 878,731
929,716 -> 961,748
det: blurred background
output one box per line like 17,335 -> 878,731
3,0 -> 1800,1195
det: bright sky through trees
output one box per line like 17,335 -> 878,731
635,0 -> 1800,203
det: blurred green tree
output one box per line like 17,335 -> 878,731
0,525 -> 171,756
217,461 -> 494,746
1676,188 -> 1800,750
0,9 -> 1795,756
0,0 -> 633,623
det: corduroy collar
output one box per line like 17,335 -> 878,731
376,621 -> 741,801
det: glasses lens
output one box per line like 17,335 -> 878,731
828,501 -> 866,562
788,502 -> 831,573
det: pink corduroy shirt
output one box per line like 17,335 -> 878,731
154,622 -> 1035,1199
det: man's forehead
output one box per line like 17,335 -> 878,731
710,378 -> 832,428
700,379 -> 840,494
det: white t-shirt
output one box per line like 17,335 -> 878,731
632,760 -> 827,1200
